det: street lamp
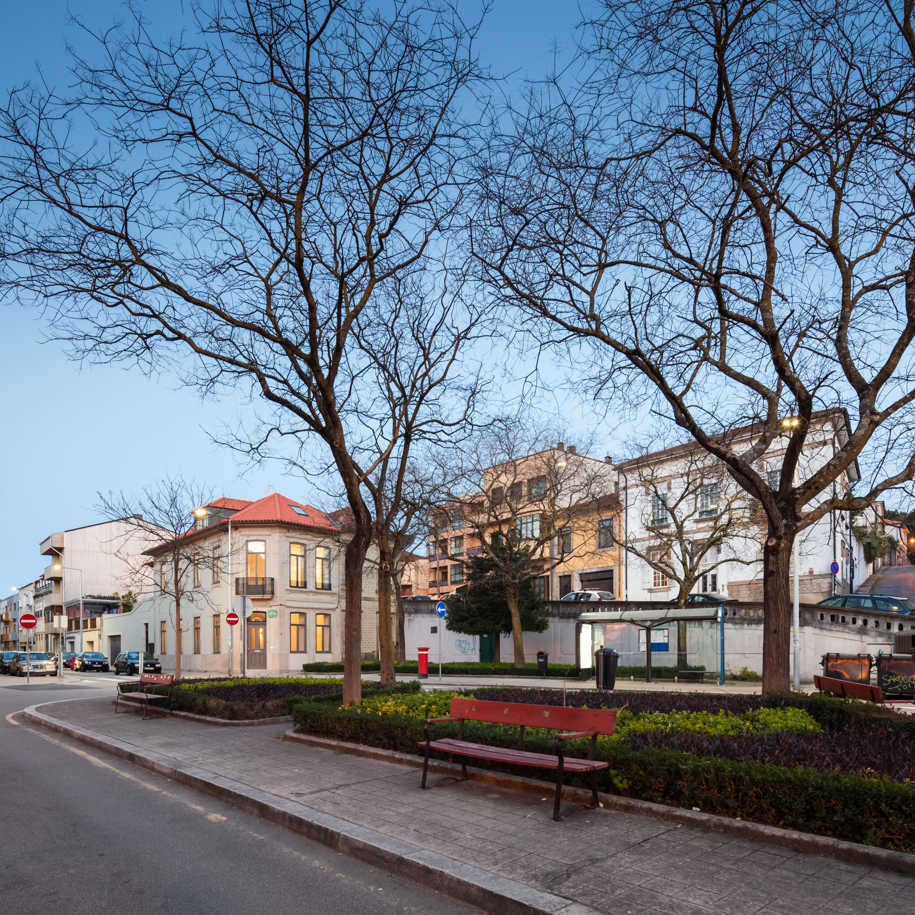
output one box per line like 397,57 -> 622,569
194,506 -> 234,676
52,562 -> 84,658
780,415 -> 802,691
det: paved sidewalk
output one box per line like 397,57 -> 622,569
28,698 -> 915,915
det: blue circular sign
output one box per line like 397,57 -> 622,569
435,601 -> 447,618
829,561 -> 840,575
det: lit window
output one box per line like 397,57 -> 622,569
316,613 -> 331,653
247,541 -> 266,579
289,543 -> 306,588
315,546 -> 332,591
290,612 -> 307,652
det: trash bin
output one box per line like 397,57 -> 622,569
821,653 -> 872,683
875,653 -> 915,698
536,651 -> 548,675
595,647 -> 618,690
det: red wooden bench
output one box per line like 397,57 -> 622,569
116,672 -> 175,718
814,674 -> 884,703
419,697 -> 617,821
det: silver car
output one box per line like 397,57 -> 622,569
8,652 -> 58,676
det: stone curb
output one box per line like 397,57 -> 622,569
115,695 -> 291,726
283,730 -> 915,876
22,702 -> 598,915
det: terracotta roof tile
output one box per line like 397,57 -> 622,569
209,497 -> 252,511
229,493 -> 339,532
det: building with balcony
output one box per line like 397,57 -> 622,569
35,517 -> 156,653
99,492 -> 380,675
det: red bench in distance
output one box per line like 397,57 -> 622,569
814,674 -> 884,703
419,697 -> 617,820
116,672 -> 175,718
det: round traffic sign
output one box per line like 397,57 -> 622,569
19,612 -> 37,629
226,611 -> 240,626
435,601 -> 447,619
829,561 -> 840,575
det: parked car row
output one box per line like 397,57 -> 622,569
112,651 -> 162,675
0,651 -> 58,676
816,593 -> 913,615
0,649 -> 162,675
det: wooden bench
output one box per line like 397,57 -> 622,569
116,672 -> 175,718
814,674 -> 884,703
419,697 -> 617,821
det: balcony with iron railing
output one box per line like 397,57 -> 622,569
34,579 -> 54,596
235,577 -> 275,597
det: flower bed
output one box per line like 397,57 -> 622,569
290,685 -> 915,850
150,676 -> 420,720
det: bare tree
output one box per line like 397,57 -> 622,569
0,0 -> 486,704
475,0 -> 915,692
447,423 -> 616,666
618,445 -> 760,668
99,479 -> 215,680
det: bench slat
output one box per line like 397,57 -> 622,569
448,698 -> 616,734
420,738 -> 607,773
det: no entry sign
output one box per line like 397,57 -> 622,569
19,612 -> 37,629
226,611 -> 240,626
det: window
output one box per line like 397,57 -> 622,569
508,481 -> 522,503
532,576 -> 549,600
427,540 -> 435,557
315,613 -> 331,653
491,486 -> 504,506
558,527 -> 572,555
516,513 -> 540,540
212,614 -> 221,654
651,494 -> 669,525
315,546 -> 332,591
193,616 -> 201,654
290,612 -> 307,652
450,564 -> 464,585
289,504 -> 309,517
559,574 -> 572,597
450,536 -> 464,557
449,508 -> 463,530
212,545 -> 221,584
597,519 -> 615,549
193,554 -> 200,588
528,475 -> 547,499
700,572 -> 718,592
160,563 -> 167,594
698,483 -> 719,517
289,542 -> 306,588
160,620 -> 167,654
649,549 -> 669,588
767,469 -> 780,489
247,540 -> 266,579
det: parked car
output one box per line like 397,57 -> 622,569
0,650 -> 20,674
559,590 -> 615,602
75,651 -> 109,672
113,651 -> 162,675
62,652 -> 78,669
9,652 -> 58,676
686,593 -> 737,605
817,594 -> 913,615
404,594 -> 431,601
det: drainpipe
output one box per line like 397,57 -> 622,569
616,468 -> 629,601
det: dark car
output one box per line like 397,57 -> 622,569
686,593 -> 737,605
817,593 -> 913,615
9,652 -> 58,676
62,652 -> 78,669
0,650 -> 21,674
75,651 -> 110,672
113,651 -> 162,675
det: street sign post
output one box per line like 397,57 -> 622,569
435,601 -> 447,678
226,611 -> 239,626
829,561 -> 840,575
19,613 -> 37,684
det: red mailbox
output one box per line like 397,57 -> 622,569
417,646 -> 429,679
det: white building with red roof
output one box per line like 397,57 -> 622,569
100,492 -> 379,676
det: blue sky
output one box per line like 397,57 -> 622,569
0,1 -> 587,592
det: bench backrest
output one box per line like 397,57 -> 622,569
449,698 -> 617,735
815,675 -> 846,697
815,675 -> 882,702
140,672 -> 174,686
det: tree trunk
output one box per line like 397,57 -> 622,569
505,582 -> 525,667
762,523 -> 794,695
343,525 -> 372,706
493,633 -> 501,663
676,586 -> 690,672
375,535 -> 396,686
394,585 -> 406,663
644,626 -> 653,682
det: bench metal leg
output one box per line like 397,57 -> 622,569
553,758 -> 565,821
421,745 -> 431,789
589,768 -> 599,809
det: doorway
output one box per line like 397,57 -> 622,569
479,633 -> 495,663
108,635 -> 121,665
246,611 -> 267,669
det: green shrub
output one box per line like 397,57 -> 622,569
615,707 -> 821,739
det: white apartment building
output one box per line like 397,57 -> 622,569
100,493 -> 380,676
34,518 -> 157,653
616,412 -> 874,604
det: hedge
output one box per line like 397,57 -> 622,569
289,692 -> 915,851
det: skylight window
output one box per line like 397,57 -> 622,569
289,504 -> 309,516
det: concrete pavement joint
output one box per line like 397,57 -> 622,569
23,702 -> 599,915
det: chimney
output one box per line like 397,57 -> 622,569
557,442 -> 565,451
568,445 -> 576,455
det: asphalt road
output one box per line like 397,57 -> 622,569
864,565 -> 915,601
0,674 -> 479,915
